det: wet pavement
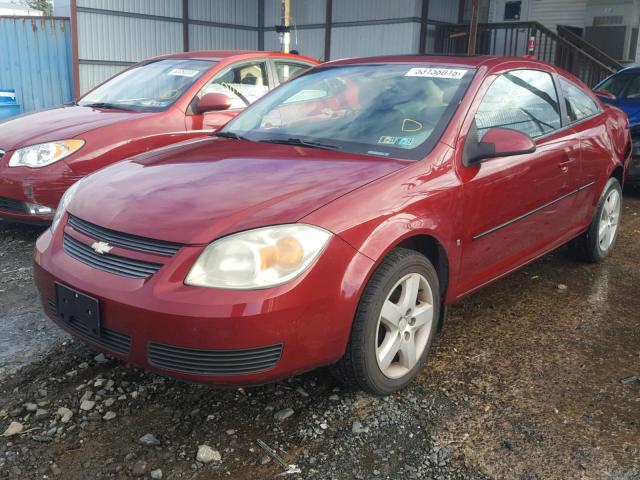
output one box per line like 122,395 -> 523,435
0,192 -> 638,479
0,222 -> 67,377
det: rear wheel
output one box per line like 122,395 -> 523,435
569,177 -> 622,263
332,248 -> 440,395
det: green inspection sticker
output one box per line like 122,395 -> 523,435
378,136 -> 415,146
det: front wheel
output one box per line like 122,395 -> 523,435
569,177 -> 622,263
332,248 -> 440,395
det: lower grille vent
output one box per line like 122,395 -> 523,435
0,196 -> 25,213
148,342 -> 283,375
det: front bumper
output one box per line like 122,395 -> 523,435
0,151 -> 79,223
33,220 -> 373,385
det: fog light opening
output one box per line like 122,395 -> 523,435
24,202 -> 54,215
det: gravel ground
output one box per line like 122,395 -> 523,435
0,192 -> 639,480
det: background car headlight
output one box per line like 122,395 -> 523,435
50,181 -> 81,233
185,224 -> 332,289
9,140 -> 85,168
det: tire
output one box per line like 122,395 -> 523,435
332,247 -> 440,395
569,177 -> 623,263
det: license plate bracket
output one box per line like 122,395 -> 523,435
55,283 -> 101,340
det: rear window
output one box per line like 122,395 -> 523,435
560,78 -> 599,123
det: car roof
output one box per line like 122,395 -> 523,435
614,65 -> 640,75
149,50 -> 317,63
323,54 -> 548,70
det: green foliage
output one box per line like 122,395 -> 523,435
23,0 -> 53,16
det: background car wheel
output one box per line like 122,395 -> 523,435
569,177 -> 622,263
332,247 -> 440,395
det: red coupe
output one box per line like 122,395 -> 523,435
34,56 -> 630,394
0,50 -> 317,223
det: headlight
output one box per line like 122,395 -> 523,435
51,181 -> 81,233
9,140 -> 85,168
185,224 -> 332,289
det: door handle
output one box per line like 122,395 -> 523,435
559,156 -> 577,173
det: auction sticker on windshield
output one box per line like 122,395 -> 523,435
405,67 -> 467,79
168,68 -> 200,78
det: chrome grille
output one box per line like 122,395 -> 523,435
63,233 -> 162,279
148,342 -> 283,375
68,214 -> 182,256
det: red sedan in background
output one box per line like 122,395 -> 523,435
34,56 -> 629,394
0,50 -> 317,224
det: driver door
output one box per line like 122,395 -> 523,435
455,69 -> 581,297
185,59 -> 272,132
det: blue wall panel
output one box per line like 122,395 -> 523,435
0,17 -> 73,114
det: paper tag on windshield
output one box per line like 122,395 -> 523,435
405,67 -> 466,79
168,68 -> 200,78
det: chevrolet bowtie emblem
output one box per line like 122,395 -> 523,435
91,241 -> 113,255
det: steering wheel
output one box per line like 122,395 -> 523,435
220,83 -> 250,106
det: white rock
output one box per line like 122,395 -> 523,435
2,421 -> 24,437
150,469 -> 163,479
274,408 -> 294,421
196,445 -> 221,463
57,407 -> 73,423
24,403 -> 38,413
103,411 -> 116,421
79,390 -> 93,403
104,398 -> 115,407
138,433 -> 161,446
79,400 -> 95,411
94,353 -> 108,363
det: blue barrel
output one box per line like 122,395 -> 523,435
0,89 -> 21,120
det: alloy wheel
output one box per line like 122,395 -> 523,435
375,273 -> 434,379
598,188 -> 621,252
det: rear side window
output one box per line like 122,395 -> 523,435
559,77 -> 599,123
475,69 -> 561,139
274,61 -> 310,83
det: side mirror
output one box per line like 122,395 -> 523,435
195,93 -> 232,114
593,90 -> 616,101
463,127 -> 536,166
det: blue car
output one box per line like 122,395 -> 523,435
594,66 -> 640,186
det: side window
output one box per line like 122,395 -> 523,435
621,75 -> 640,98
198,61 -> 270,110
475,69 -> 561,139
559,77 -> 599,123
274,61 -> 310,84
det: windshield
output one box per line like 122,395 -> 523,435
79,59 -> 215,112
220,64 -> 474,160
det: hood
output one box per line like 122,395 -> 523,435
0,105 -> 148,152
68,137 -> 408,244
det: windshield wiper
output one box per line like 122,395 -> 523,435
214,131 -> 251,141
260,137 -> 342,151
82,102 -> 132,110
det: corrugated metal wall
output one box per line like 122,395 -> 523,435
188,0 -> 258,52
75,0 -> 264,94
0,17 -> 73,113
74,0 -> 467,92
76,0 -> 184,93
330,0 -> 421,59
